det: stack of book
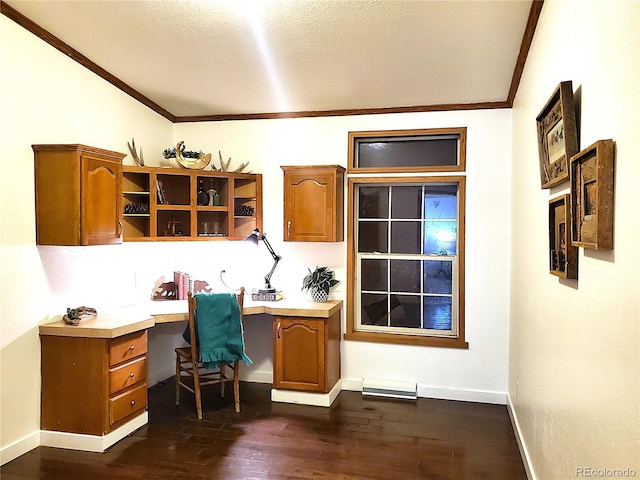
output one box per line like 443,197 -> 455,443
173,271 -> 191,300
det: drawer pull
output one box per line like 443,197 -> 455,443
287,221 -> 291,238
129,345 -> 135,351
130,400 -> 136,406
129,372 -> 135,378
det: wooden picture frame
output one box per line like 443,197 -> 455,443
549,194 -> 578,279
536,81 -> 579,189
570,139 -> 614,249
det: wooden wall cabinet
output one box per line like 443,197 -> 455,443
122,165 -> 262,241
273,311 -> 340,393
282,165 -> 345,242
34,144 -> 125,246
41,330 -> 148,437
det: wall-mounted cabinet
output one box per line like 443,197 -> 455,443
122,166 -> 262,241
34,144 -> 125,246
281,165 -> 345,242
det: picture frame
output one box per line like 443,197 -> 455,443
536,81 -> 579,189
570,139 -> 615,249
549,194 -> 578,279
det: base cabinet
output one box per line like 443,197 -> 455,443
273,311 -> 340,393
41,330 -> 148,436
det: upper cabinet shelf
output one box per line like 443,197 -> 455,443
122,166 -> 262,241
282,165 -> 345,242
34,144 -> 125,246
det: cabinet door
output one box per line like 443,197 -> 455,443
81,153 -> 123,245
273,317 -> 325,392
282,166 -> 344,242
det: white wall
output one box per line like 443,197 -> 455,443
0,16 -> 174,463
1,9 -> 513,465
509,1 -> 640,479
175,108 -> 513,404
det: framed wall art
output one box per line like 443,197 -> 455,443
570,139 -> 614,250
549,194 -> 578,279
536,81 -> 579,189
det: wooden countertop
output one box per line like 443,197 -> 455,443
39,298 -> 342,338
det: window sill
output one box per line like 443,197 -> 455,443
343,330 -> 468,349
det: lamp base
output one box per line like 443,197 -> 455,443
251,290 -> 284,302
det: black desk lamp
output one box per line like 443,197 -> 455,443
245,228 -> 281,294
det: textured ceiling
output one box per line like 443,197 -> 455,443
4,0 -> 536,120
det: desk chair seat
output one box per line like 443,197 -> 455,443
175,288 -> 248,418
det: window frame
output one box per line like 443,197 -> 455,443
346,128 -> 468,349
347,127 -> 467,174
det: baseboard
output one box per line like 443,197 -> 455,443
507,393 -> 536,480
340,378 -> 506,405
419,385 -> 506,404
0,430 -> 40,466
271,380 -> 342,407
40,412 -> 148,453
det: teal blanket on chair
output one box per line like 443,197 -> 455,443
193,293 -> 252,369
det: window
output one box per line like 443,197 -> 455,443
346,129 -> 467,348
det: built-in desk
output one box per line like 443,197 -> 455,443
39,297 -> 342,452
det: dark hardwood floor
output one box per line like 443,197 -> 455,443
2,380 -> 526,479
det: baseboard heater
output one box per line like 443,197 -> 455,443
362,378 -> 418,401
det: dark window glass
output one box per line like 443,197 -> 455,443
361,259 -> 388,291
391,186 -> 422,219
357,137 -> 459,169
361,293 -> 389,326
390,259 -> 420,293
358,221 -> 388,253
358,186 -> 389,218
391,221 -> 421,254
423,261 -> 453,294
390,295 -> 421,328
423,297 -> 452,330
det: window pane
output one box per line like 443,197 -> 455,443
423,296 -> 452,330
361,259 -> 388,291
357,137 -> 459,169
390,259 -> 420,293
358,186 -> 389,218
423,261 -> 452,294
391,186 -> 422,219
424,187 -> 457,219
390,295 -> 421,328
423,220 -> 457,255
391,221 -> 421,254
361,293 -> 389,326
358,221 -> 388,253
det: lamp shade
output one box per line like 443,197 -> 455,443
245,228 -> 260,245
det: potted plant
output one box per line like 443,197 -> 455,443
302,266 -> 340,303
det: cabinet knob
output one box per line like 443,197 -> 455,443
287,221 -> 291,238
130,400 -> 136,406
129,345 -> 135,351
129,372 -> 135,378
277,321 -> 281,339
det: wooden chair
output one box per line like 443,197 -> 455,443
175,287 -> 245,419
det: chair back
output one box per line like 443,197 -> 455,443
186,288 -> 245,364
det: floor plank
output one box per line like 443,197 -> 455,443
1,380 -> 526,479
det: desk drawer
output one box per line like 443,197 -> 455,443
109,383 -> 147,425
109,330 -> 147,367
109,356 -> 147,395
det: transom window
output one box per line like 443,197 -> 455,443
346,128 -> 467,348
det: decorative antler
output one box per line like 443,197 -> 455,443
127,137 -> 144,166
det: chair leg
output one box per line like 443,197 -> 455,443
233,361 -> 240,413
220,364 -> 225,397
193,362 -> 203,420
175,353 -> 180,406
